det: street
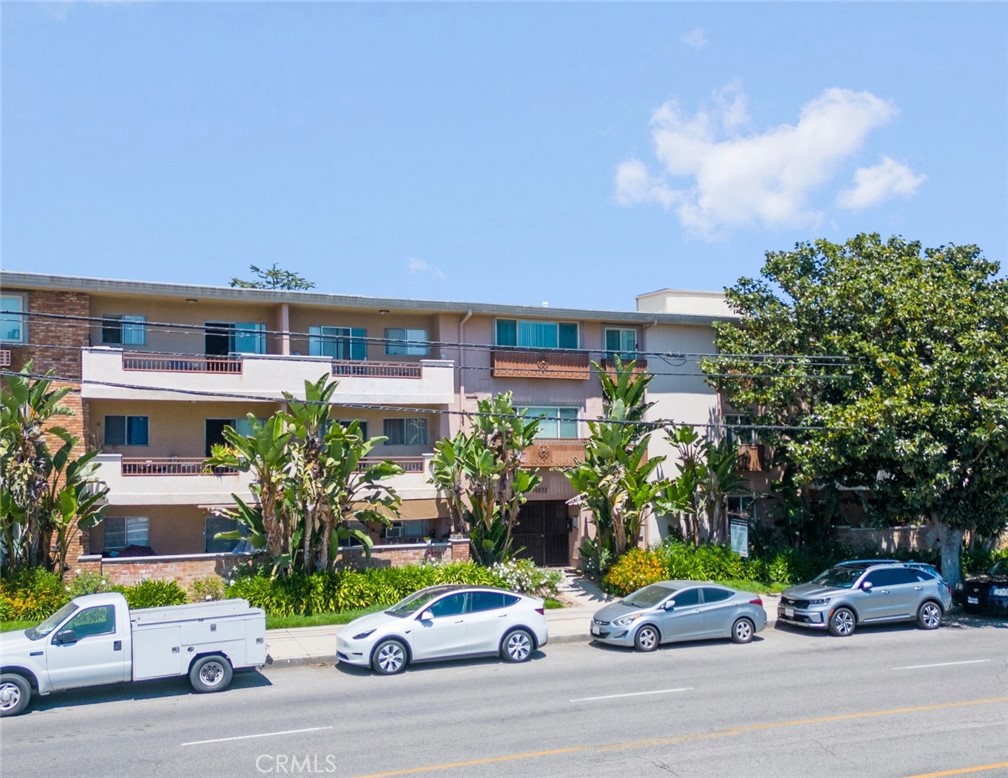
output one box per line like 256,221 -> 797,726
2,620 -> 1006,778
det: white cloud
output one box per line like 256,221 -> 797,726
680,27 -> 708,49
837,156 -> 926,211
615,85 -> 909,238
407,257 -> 446,280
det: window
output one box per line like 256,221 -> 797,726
233,322 -> 266,354
337,419 -> 368,440
63,605 -> 116,639
310,325 -> 366,360
427,592 -> 467,618
101,314 -> 147,345
495,318 -> 579,349
1,293 -> 26,343
204,515 -> 248,553
866,568 -> 919,587
469,591 -> 520,612
604,327 -> 638,361
521,407 -> 579,439
701,587 -> 734,604
103,517 -> 150,551
385,328 -> 428,356
383,418 -> 428,446
104,415 -> 149,446
725,414 -> 758,446
671,588 -> 701,607
727,494 -> 754,522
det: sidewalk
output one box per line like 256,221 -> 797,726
264,573 -> 781,667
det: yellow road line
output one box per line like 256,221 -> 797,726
906,763 -> 1008,778
354,696 -> 1008,778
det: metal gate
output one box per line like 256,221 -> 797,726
512,501 -> 569,566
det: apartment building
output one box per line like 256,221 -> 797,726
1,272 -> 760,582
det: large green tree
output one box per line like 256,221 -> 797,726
205,375 -> 402,574
430,393 -> 541,565
0,364 -> 109,577
230,263 -> 315,291
704,234 -> 1008,584
567,358 -> 665,562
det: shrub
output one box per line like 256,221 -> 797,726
67,570 -> 114,597
602,548 -> 665,596
122,579 -> 187,609
0,568 -> 69,620
189,576 -> 228,602
490,559 -> 562,598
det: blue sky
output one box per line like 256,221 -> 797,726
3,2 -> 1005,311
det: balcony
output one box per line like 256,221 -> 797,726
737,444 -> 766,472
82,348 -> 455,405
491,349 -> 590,380
93,453 -> 439,506
521,438 -> 588,468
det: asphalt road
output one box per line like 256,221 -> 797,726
3,619 -> 1006,778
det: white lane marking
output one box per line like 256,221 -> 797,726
893,659 -> 991,671
570,687 -> 692,703
182,726 -> 334,746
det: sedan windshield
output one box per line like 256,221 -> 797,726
26,601 -> 78,641
623,584 -> 677,609
989,559 -> 1008,576
811,566 -> 863,588
385,587 -> 454,618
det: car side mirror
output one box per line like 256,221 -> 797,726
664,600 -> 676,611
419,610 -> 434,622
55,629 -> 78,645
861,581 -> 873,592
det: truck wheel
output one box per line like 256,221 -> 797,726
0,673 -> 32,717
189,655 -> 233,693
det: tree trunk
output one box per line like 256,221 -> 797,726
934,516 -> 964,587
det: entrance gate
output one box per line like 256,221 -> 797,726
512,501 -> 569,566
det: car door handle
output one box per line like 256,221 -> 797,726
453,619 -> 464,624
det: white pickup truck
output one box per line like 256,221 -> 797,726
0,592 -> 267,717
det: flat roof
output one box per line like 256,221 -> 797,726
1,270 -> 734,325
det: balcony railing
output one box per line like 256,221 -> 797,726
331,360 -> 422,379
491,349 -> 590,380
600,356 -> 648,374
123,352 -> 242,374
120,456 -> 427,476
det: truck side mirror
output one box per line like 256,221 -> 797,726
54,629 -> 78,645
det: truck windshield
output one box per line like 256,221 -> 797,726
26,602 -> 79,641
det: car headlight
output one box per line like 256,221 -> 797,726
807,597 -> 831,605
613,613 -> 644,628
352,629 -> 376,640
991,587 -> 1008,597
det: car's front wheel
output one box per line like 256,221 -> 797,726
916,600 -> 943,630
500,628 -> 534,663
371,638 -> 408,675
828,607 -> 856,637
634,624 -> 660,652
0,673 -> 31,717
731,617 -> 755,644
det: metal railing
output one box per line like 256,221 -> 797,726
331,360 -> 422,378
122,352 -> 242,374
121,455 -> 426,476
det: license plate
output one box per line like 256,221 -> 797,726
968,596 -> 979,605
591,624 -> 601,636
784,607 -> 794,618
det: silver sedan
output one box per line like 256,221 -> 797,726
591,580 -> 768,651
336,584 -> 549,674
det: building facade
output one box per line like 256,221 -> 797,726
1,272 -> 762,581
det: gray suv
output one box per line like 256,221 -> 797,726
778,560 -> 952,636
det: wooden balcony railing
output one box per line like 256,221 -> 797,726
737,444 -> 766,472
521,438 -> 588,468
122,352 -> 243,374
331,360 -> 422,379
491,349 -> 590,380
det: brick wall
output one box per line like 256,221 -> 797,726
336,539 -> 471,570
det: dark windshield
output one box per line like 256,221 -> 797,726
623,584 -> 676,609
26,601 -> 79,641
989,559 -> 1008,577
811,566 -> 863,588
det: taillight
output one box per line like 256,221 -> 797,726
749,597 -> 764,607
535,607 -> 545,615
